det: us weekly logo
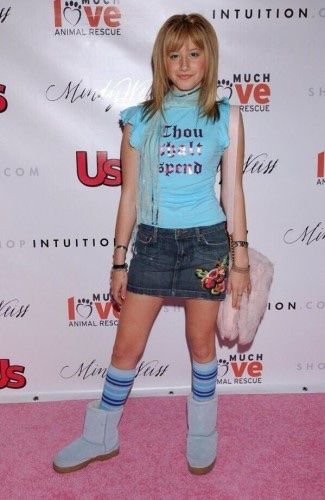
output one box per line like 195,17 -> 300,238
316,151 -> 325,186
0,359 -> 27,390
67,293 -> 119,327
76,151 -> 121,187
53,0 -> 122,37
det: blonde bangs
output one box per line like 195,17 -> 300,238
163,24 -> 204,55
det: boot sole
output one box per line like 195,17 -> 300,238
188,458 -> 216,475
53,448 -> 119,473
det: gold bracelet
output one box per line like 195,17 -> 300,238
231,264 -> 250,274
114,245 -> 128,252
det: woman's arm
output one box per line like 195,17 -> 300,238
110,123 -> 139,306
232,110 -> 249,268
221,109 -> 251,308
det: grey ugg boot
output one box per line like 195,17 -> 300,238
186,393 -> 218,475
53,400 -> 123,473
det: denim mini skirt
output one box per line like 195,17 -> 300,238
127,221 -> 230,301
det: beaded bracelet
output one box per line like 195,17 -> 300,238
229,234 -> 249,265
111,263 -> 128,271
229,234 -> 250,273
233,240 -> 249,249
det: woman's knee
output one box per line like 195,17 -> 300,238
188,334 -> 216,362
190,349 -> 216,363
111,342 -> 143,369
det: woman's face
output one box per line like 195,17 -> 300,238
165,38 -> 206,92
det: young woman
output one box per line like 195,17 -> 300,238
53,13 -> 250,475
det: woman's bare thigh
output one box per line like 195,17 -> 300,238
111,291 -> 164,369
184,299 -> 220,363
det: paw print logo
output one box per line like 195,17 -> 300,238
217,79 -> 233,100
217,358 -> 230,376
76,298 -> 93,319
63,1 -> 82,26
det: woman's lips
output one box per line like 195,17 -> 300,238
177,74 -> 192,79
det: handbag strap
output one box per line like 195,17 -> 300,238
220,104 -> 240,236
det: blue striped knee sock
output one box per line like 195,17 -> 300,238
99,364 -> 136,411
192,356 -> 218,402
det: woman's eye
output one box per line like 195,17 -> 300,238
169,53 -> 179,60
190,51 -> 200,58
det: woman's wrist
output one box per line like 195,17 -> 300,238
231,263 -> 250,274
229,234 -> 249,266
113,249 -> 127,265
233,246 -> 249,267
112,242 -> 129,265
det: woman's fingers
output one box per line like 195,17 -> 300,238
110,284 -> 122,306
229,271 -> 251,308
228,277 -> 239,308
121,280 -> 127,301
110,287 -> 122,307
232,289 -> 243,309
110,272 -> 128,307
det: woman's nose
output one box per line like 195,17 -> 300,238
180,56 -> 189,70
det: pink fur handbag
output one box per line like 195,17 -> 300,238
217,106 -> 274,344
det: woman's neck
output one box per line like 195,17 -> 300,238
170,85 -> 201,97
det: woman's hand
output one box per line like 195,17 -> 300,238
110,269 -> 128,309
227,269 -> 251,310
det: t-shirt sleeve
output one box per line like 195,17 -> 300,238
119,105 -> 145,150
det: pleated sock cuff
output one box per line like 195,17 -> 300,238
99,363 -> 136,411
192,356 -> 218,374
108,364 -> 137,380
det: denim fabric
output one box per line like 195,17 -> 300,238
127,222 -> 229,300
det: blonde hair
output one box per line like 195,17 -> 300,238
144,13 -> 220,120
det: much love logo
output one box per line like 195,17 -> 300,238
67,294 -> 120,328
53,0 -> 122,36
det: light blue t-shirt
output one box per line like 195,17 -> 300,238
120,97 -> 230,229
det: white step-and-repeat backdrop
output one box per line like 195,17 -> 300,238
1,1 -> 324,402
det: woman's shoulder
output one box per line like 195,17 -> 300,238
119,103 -> 146,126
119,103 -> 148,150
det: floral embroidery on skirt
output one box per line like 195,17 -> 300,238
195,255 -> 229,295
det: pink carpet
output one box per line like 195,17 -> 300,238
1,394 -> 324,499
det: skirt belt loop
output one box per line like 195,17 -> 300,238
195,227 -> 202,241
